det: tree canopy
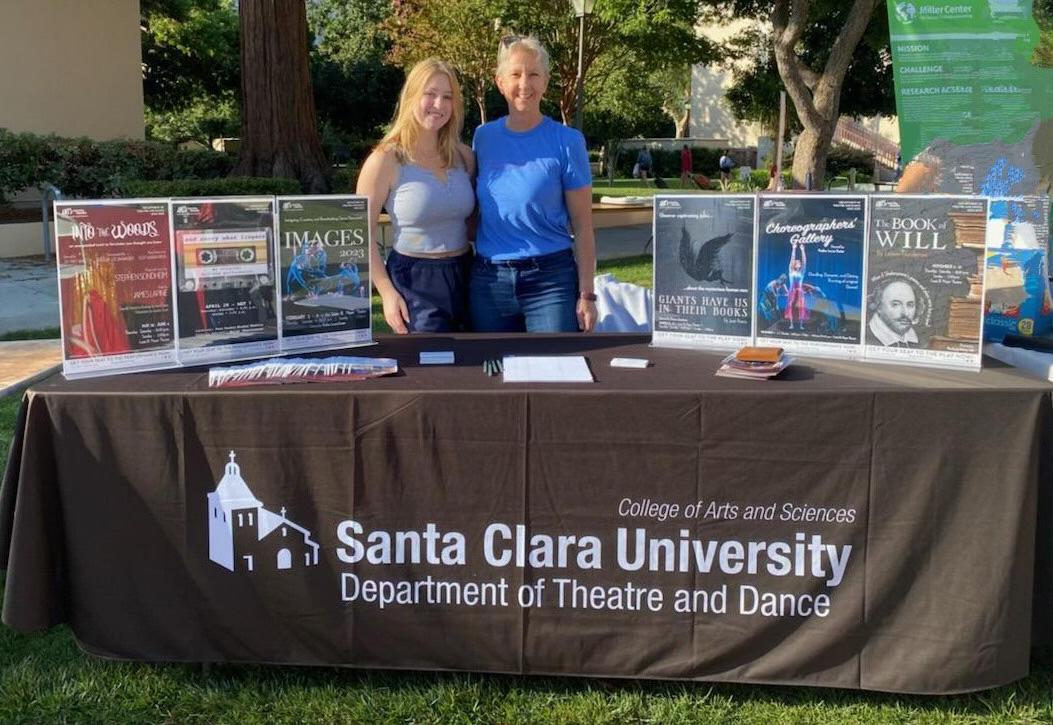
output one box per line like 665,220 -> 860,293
712,0 -> 894,133
308,0 -> 405,143
383,0 -> 712,131
703,0 -> 890,186
140,0 -> 240,145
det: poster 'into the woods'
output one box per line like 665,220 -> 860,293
865,195 -> 987,369
652,194 -> 755,349
755,194 -> 867,358
54,199 -> 178,378
276,195 -> 372,352
172,197 -> 279,364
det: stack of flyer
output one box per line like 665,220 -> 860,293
207,356 -> 398,388
716,347 -> 792,380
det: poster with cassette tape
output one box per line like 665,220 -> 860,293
171,198 -> 279,364
276,195 -> 372,351
54,199 -> 179,378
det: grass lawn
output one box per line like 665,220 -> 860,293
0,327 -> 60,341
1,256 -> 1052,722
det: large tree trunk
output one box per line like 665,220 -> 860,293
234,0 -> 328,193
792,122 -> 837,189
773,0 -> 879,189
676,109 -> 689,140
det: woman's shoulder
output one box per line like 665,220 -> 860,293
363,144 -> 402,172
455,142 -> 475,174
357,144 -> 402,193
547,118 -> 585,148
471,119 -> 504,147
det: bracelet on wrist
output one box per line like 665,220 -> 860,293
579,292 -> 597,302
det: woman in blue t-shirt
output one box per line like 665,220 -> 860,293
357,59 -> 475,333
471,36 -> 597,333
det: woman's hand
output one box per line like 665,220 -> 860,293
577,298 -> 597,332
380,288 -> 411,334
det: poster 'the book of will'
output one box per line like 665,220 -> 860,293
865,194 -> 986,369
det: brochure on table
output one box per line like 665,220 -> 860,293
276,195 -> 372,352
651,194 -> 756,350
54,199 -> 179,379
172,197 -> 280,365
54,195 -> 374,379
865,195 -> 987,371
754,194 -> 867,359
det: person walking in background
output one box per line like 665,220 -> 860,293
470,35 -> 597,333
635,147 -> 653,183
719,150 -> 734,186
680,144 -> 693,188
356,58 -> 475,333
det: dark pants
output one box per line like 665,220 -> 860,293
386,249 -> 472,333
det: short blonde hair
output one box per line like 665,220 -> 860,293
496,35 -> 550,77
379,58 -> 465,169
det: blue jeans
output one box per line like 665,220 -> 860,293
469,249 -> 580,332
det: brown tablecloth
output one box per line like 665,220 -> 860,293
2,334 -> 1051,694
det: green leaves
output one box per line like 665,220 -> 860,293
140,0 -> 240,113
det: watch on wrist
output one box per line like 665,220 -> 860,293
579,292 -> 597,302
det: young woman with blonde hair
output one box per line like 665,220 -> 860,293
357,58 -> 475,333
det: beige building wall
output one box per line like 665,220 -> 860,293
691,19 -> 899,154
690,64 -> 764,148
0,0 -> 144,140
691,18 -> 765,148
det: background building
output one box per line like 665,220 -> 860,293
690,19 -> 900,173
0,0 -> 144,140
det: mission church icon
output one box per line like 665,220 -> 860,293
207,451 -> 320,572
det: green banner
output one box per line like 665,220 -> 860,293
888,0 -> 1053,196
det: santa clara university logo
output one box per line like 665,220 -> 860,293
207,451 -> 320,572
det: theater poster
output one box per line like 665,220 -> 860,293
865,195 -> 986,370
652,195 -> 756,350
276,195 -> 373,352
755,194 -> 867,359
54,199 -> 178,378
171,197 -> 279,365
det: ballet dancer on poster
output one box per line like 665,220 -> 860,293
785,240 -> 808,330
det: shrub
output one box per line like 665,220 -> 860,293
611,146 -> 725,179
122,177 -> 300,198
0,129 -> 39,202
330,165 -> 361,194
826,144 -> 875,178
0,128 -> 237,201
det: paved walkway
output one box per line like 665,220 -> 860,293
0,255 -> 59,335
0,339 -> 61,398
0,227 -> 653,396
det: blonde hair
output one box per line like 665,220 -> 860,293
379,58 -> 464,169
497,35 -> 550,77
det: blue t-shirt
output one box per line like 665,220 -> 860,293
473,116 -> 591,260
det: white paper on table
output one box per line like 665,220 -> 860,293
501,355 -> 594,383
